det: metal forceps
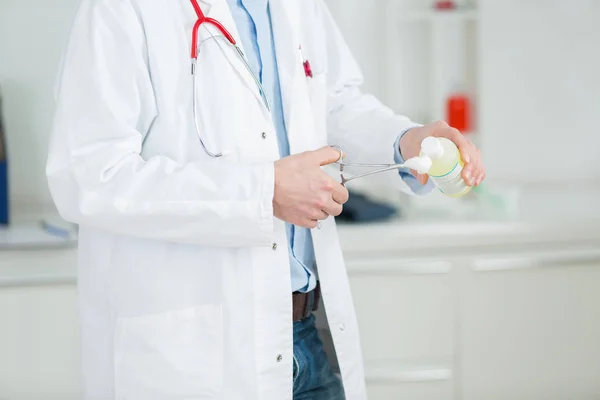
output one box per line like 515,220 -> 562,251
330,145 -> 432,186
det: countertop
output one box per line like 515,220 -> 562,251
338,182 -> 600,253
0,248 -> 77,287
2,184 -> 600,287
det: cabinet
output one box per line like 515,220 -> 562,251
347,253 -> 457,399
349,258 -> 454,362
0,250 -> 79,400
349,257 -> 455,399
368,381 -> 453,400
343,236 -> 600,399
460,254 -> 600,399
0,285 -> 80,400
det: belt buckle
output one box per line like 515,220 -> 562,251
293,282 -> 321,322
304,283 -> 321,319
303,291 -> 313,320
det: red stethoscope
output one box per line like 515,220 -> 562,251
189,0 -> 269,157
188,0 -> 313,158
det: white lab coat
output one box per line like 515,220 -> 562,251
47,0 -> 419,399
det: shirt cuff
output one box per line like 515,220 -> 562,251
394,125 -> 436,196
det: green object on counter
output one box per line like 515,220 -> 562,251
472,183 -> 508,211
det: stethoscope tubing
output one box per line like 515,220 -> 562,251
190,0 -> 270,158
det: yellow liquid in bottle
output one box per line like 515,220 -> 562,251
421,137 -> 471,198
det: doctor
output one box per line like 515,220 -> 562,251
47,0 -> 485,399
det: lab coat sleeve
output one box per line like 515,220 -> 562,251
318,2 -> 431,195
46,0 -> 274,247
393,128 -> 437,195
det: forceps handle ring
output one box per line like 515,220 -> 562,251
330,145 -> 406,186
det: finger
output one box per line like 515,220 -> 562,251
462,145 -> 478,186
312,210 -> 330,221
475,168 -> 486,185
301,219 -> 319,229
469,148 -> 485,186
331,181 -> 350,204
476,171 -> 486,186
322,200 -> 343,217
462,143 -> 475,168
310,146 -> 346,166
410,169 -> 429,185
462,155 -> 475,186
475,151 -> 486,185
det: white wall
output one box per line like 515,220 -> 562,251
0,0 -> 78,210
477,0 -> 600,183
1,0 -> 599,212
326,0 -> 387,98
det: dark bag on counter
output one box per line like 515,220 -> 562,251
337,191 -> 398,223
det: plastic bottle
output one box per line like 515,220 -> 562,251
446,92 -> 471,134
420,136 -> 471,198
434,1 -> 456,10
0,86 -> 8,225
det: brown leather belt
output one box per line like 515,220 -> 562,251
292,282 -> 321,322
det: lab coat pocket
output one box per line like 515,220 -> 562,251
114,304 -> 223,399
307,73 -> 328,146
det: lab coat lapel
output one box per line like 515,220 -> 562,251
195,0 -> 267,109
269,0 -> 306,152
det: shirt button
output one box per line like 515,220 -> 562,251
272,243 -> 278,251
277,354 -> 283,362
340,324 -> 346,331
261,132 -> 267,139
317,221 -> 322,230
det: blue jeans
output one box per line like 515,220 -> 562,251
293,314 -> 345,400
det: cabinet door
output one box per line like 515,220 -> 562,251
460,253 -> 600,399
348,256 -> 456,398
367,381 -> 453,400
365,359 -> 454,400
349,257 -> 455,362
0,285 -> 80,400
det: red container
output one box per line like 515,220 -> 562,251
446,93 -> 471,133
435,1 -> 456,10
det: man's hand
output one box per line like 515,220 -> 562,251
399,121 -> 486,187
274,147 -> 349,228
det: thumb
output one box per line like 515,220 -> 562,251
309,146 -> 345,166
411,169 -> 429,185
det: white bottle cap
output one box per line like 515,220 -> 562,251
421,137 -> 444,160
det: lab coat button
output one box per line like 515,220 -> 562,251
261,132 -> 267,139
340,324 -> 346,331
272,243 -> 278,250
277,354 -> 283,362
317,221 -> 322,230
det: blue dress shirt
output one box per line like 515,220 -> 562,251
225,0 -> 434,292
226,0 -> 317,293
